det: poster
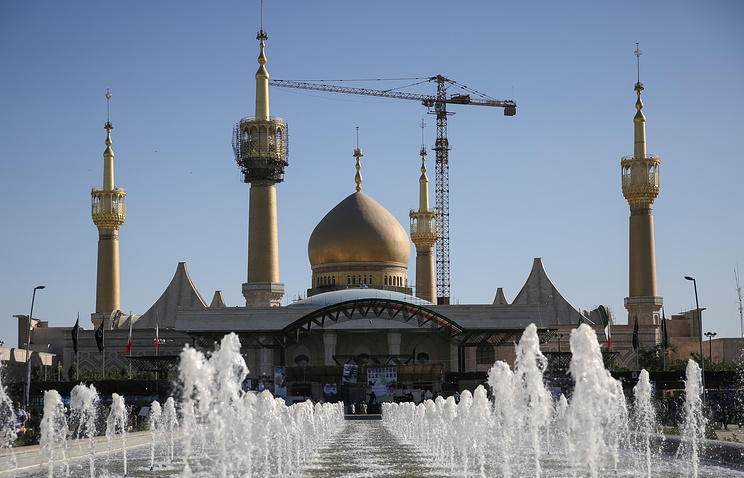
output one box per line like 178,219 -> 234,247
342,364 -> 358,383
323,383 -> 338,396
274,367 -> 287,397
367,367 -> 397,396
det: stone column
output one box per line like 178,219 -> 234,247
387,332 -> 401,357
450,343 -> 459,372
323,332 -> 337,366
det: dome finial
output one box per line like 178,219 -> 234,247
255,0 -> 270,120
104,88 -> 114,155
354,126 -> 363,192
633,43 -> 647,159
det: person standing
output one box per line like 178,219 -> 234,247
13,402 -> 28,432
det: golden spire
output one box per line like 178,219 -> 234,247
418,119 -> 429,211
103,88 -> 114,191
633,42 -> 647,159
255,0 -> 270,121
354,126 -> 363,192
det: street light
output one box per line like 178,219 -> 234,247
24,285 -> 45,409
704,331 -> 717,362
684,275 -> 705,398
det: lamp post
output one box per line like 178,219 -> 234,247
704,331 -> 717,362
684,275 -> 705,399
24,285 -> 45,409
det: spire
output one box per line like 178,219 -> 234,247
633,43 -> 646,159
418,119 -> 429,211
255,0 -> 270,121
103,88 -> 114,191
354,126 -> 363,192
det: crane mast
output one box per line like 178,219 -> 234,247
269,76 -> 516,304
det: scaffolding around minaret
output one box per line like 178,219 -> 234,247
234,16 -> 286,307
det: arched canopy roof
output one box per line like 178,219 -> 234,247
282,297 -> 463,345
289,288 -> 433,307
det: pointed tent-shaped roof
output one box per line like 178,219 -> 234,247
210,290 -> 227,308
492,288 -> 509,305
512,258 -> 581,326
134,262 -> 206,329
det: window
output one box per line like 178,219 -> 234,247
476,344 -> 495,365
384,276 -> 388,285
332,276 -> 336,285
347,275 -> 350,285
352,276 -> 356,284
294,354 -> 310,366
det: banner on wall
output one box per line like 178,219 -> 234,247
274,367 -> 287,397
323,383 -> 338,396
367,367 -> 397,396
342,364 -> 358,383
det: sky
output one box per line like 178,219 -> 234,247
1,0 -> 743,349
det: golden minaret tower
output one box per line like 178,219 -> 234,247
233,11 -> 286,306
91,89 -> 126,323
622,44 -> 662,328
410,120 -> 438,303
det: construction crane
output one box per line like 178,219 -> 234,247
269,75 -> 516,304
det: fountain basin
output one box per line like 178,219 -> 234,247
0,431 -> 152,474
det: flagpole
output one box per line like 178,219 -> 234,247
662,307 -> 667,372
75,313 -> 79,381
102,318 -> 106,380
155,312 -> 159,398
128,312 -> 132,380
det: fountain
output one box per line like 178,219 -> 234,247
3,327 -> 743,477
161,396 -> 178,465
69,383 -> 99,478
679,359 -> 707,476
632,369 -> 656,477
382,324 -> 744,477
0,362 -> 18,473
106,392 -> 128,475
39,390 -> 68,477
148,400 -> 162,471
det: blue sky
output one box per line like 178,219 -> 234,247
1,1 -> 743,348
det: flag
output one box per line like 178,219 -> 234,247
632,316 -> 639,352
155,320 -> 159,354
71,314 -> 79,354
94,321 -> 105,352
599,305 -> 611,350
124,316 -> 132,354
577,312 -> 585,327
661,308 -> 668,350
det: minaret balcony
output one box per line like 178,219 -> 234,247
621,154 -> 660,205
410,210 -> 439,245
233,116 -> 288,183
91,187 -> 126,229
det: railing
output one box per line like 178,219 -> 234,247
410,220 -> 438,235
621,154 -> 660,161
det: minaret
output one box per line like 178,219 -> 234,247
622,44 -> 662,328
233,10 -> 286,306
410,120 -> 438,303
91,89 -> 126,324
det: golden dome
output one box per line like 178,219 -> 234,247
309,192 -> 411,267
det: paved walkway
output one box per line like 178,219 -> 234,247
303,421 -> 448,478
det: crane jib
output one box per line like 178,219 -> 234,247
268,76 -> 516,303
